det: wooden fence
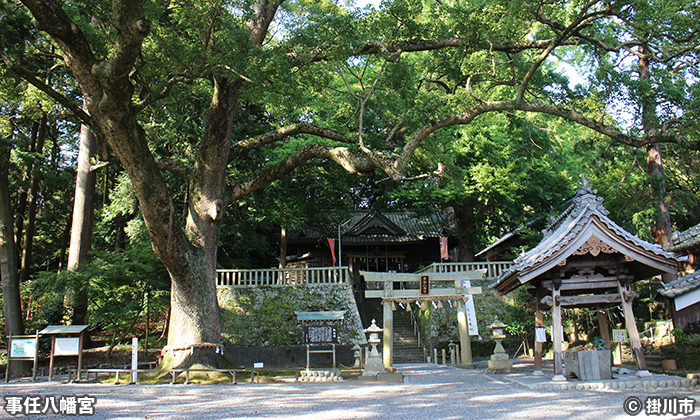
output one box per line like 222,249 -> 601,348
216,267 -> 351,287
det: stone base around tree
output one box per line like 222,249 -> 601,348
298,369 -> 344,382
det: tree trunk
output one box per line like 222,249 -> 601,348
639,50 -> 676,284
19,113 -> 47,283
13,120 -> 39,256
454,202 -> 477,262
66,121 -> 98,325
1,144 -> 30,376
162,253 -> 222,368
639,52 -> 672,248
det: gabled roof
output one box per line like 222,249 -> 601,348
491,178 -> 678,294
341,210 -> 451,244
287,210 -> 452,244
345,211 -> 407,236
667,223 -> 700,253
659,270 -> 700,299
475,219 -> 538,258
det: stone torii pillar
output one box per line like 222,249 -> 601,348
383,280 -> 394,370
456,280 -> 476,368
362,269 -> 483,370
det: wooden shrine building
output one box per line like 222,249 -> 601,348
490,178 -> 678,380
285,210 -> 454,290
659,223 -> 700,331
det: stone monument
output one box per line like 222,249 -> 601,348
485,317 -> 514,373
363,319 -> 386,376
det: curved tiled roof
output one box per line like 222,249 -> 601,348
667,223 -> 700,252
287,210 -> 452,244
658,270 -> 700,299
341,210 -> 451,244
491,178 -> 677,291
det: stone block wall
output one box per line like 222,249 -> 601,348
217,283 -> 366,347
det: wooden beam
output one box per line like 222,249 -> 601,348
360,270 -> 484,282
558,294 -> 622,307
365,288 -> 482,299
541,279 -> 619,291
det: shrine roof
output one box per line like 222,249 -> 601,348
288,210 -> 452,244
490,178 -> 677,294
667,223 -> 700,253
658,270 -> 700,299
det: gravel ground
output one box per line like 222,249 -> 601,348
1,363 -> 699,419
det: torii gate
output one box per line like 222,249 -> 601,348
361,270 -> 483,368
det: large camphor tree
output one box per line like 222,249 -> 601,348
2,0 -> 697,367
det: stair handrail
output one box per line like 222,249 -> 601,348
408,306 -> 426,361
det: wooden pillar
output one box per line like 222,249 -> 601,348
383,281 -> 393,370
597,308 -> 612,350
617,277 -> 649,375
77,331 -> 84,379
534,306 -> 544,375
48,335 -> 56,382
552,283 -> 566,381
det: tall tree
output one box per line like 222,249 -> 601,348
65,120 -> 99,325
1,139 -> 23,340
18,113 -> 46,283
3,0 -> 697,368
383,113 -> 574,260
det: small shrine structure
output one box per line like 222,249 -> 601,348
490,178 -> 678,380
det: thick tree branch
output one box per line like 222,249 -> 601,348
156,158 -> 191,180
229,124 -> 350,160
226,144 -> 375,204
21,0 -> 102,97
289,38 -> 580,64
389,100 -> 696,180
1,53 -> 92,125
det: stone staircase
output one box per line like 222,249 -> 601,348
359,298 -> 425,364
392,308 -> 425,363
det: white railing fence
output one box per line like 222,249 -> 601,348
216,266 -> 351,287
417,262 -> 512,279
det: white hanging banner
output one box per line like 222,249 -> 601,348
535,327 -> 547,343
463,280 -> 479,336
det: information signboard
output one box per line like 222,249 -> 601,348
304,326 -> 338,344
54,337 -> 81,356
612,329 -> 627,343
9,338 -> 37,359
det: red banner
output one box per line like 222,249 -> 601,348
328,238 -> 337,264
440,237 -> 449,261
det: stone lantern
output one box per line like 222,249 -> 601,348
363,319 -> 386,376
486,317 -> 514,373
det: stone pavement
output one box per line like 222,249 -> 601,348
1,361 -> 699,419
492,357 -> 700,392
